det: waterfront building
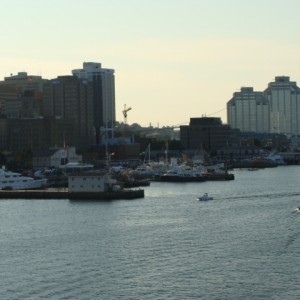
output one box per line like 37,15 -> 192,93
227,76 -> 300,138
264,76 -> 300,136
72,62 -> 116,144
180,117 -> 232,153
217,145 -> 260,160
32,147 -> 82,169
68,172 -> 112,193
227,87 -> 269,133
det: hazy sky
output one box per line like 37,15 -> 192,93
1,0 -> 300,127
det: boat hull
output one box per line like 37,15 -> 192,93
1,179 -> 47,190
156,175 -> 207,182
198,197 -> 213,201
205,173 -> 234,180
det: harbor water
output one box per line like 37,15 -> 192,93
1,166 -> 300,299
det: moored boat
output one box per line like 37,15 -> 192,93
155,168 -> 207,182
0,167 -> 47,190
121,179 -> 150,188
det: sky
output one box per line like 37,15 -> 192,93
1,0 -> 300,127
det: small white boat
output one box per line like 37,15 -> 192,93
198,193 -> 213,201
293,207 -> 300,213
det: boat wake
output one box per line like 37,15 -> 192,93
221,191 -> 300,201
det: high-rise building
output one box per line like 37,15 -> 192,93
43,76 -> 94,150
6,118 -> 47,151
0,86 -> 21,114
264,76 -> 300,136
227,87 -> 269,133
5,90 -> 42,119
0,72 -> 47,151
227,76 -> 300,137
72,62 -> 116,144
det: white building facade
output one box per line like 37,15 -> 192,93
68,173 -> 111,192
264,76 -> 300,136
32,147 -> 82,169
227,87 -> 269,133
227,76 -> 300,137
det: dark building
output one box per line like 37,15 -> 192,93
43,76 -> 94,151
5,91 -> 42,119
91,74 -> 103,145
0,86 -> 22,114
0,73 -> 47,152
216,145 -> 260,160
7,118 -> 47,151
44,118 -> 76,149
180,117 -> 232,153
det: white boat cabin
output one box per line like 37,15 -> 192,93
68,172 -> 116,192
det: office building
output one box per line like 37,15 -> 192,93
227,76 -> 300,137
43,76 -> 94,150
264,76 -> 300,136
72,62 -> 116,144
180,117 -> 232,152
6,118 -> 46,151
227,87 -> 269,133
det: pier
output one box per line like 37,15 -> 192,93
0,189 -> 145,200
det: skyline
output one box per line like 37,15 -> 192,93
2,0 -> 300,127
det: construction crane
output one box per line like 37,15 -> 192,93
122,104 -> 132,137
122,104 -> 132,126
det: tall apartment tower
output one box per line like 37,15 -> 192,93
227,87 -> 269,133
264,76 -> 300,136
72,62 -> 116,144
43,76 -> 94,150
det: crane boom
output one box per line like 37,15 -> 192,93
122,104 -> 132,122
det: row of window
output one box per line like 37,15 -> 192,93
1,180 -> 29,183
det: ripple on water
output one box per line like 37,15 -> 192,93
1,166 -> 300,299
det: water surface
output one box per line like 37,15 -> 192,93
1,166 -> 300,299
